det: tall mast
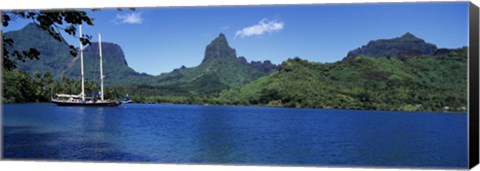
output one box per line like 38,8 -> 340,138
98,33 -> 104,101
79,25 -> 85,101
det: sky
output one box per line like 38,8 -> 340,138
3,2 -> 469,75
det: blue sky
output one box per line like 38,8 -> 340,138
4,2 -> 469,75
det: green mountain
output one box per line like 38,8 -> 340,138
218,36 -> 467,112
62,42 -> 153,85
141,33 -> 269,95
345,32 -> 438,60
4,24 -> 276,97
4,23 -> 152,85
4,23 -> 73,75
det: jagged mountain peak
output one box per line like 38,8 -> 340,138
202,33 -> 237,63
400,32 -> 417,39
216,33 -> 227,41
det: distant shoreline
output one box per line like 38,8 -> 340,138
2,101 -> 467,114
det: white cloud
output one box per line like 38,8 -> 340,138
235,18 -> 284,38
115,12 -> 143,24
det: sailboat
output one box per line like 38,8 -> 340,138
51,25 -> 121,107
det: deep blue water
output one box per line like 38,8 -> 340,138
2,103 -> 467,168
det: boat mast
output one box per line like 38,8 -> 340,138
98,33 -> 104,101
79,25 -> 85,101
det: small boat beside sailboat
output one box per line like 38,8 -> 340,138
51,25 -> 122,107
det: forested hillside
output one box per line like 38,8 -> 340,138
218,47 -> 467,112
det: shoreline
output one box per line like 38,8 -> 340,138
2,101 -> 467,114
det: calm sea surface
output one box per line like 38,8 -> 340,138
2,103 -> 467,168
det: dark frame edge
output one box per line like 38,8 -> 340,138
0,10 -> 4,161
469,1 -> 480,169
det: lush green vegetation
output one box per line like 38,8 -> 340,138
109,47 -> 467,113
147,54 -> 264,95
216,48 -> 467,112
3,69 -> 119,103
140,33 -> 266,95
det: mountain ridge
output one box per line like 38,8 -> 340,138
4,23 -> 148,84
344,32 -> 438,60
149,33 -> 269,95
5,25 -> 278,96
4,23 -> 73,75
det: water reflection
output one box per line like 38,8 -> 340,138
2,103 -> 468,168
193,106 -> 237,163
